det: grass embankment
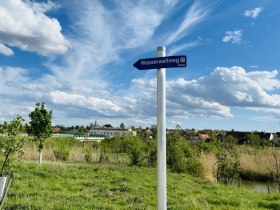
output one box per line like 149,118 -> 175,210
3,161 -> 280,210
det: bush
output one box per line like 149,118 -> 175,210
223,135 -> 238,145
167,133 -> 203,176
272,152 -> 280,192
91,141 -> 100,150
195,141 -> 219,154
215,146 -> 240,185
129,149 -> 141,165
122,136 -> 146,165
99,153 -> 109,163
53,145 -> 69,161
147,148 -> 157,167
169,142 -> 202,176
84,152 -> 92,163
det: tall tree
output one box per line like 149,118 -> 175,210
27,102 -> 52,164
103,124 -> 113,128
120,123 -> 125,129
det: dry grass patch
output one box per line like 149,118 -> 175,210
239,146 -> 280,180
199,152 -> 217,181
199,146 -> 280,181
22,147 -> 56,161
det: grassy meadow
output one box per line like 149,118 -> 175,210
1,136 -> 280,209
3,161 -> 280,210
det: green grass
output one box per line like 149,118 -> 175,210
2,161 -> 280,210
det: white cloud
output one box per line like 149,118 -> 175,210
0,44 -> 14,56
169,40 -> 200,55
223,30 -> 243,44
234,91 -> 253,102
115,1 -> 163,49
0,66 -> 30,91
1,64 -> 280,125
50,0 -> 178,84
0,66 -> 36,121
24,0 -> 59,13
165,1 -> 215,46
128,77 -> 232,118
164,67 -> 280,119
244,7 -> 263,18
49,91 -> 121,114
176,66 -> 280,108
0,0 -> 69,56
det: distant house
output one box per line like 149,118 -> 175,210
52,127 -> 61,133
199,134 -> 210,141
89,128 -> 136,138
188,133 -> 210,143
258,132 -> 274,141
202,129 -> 212,134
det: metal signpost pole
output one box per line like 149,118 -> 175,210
133,47 -> 186,209
157,46 -> 167,210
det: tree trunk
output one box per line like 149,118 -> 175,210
0,176 -> 12,208
0,177 -> 7,203
0,153 -> 10,177
38,149 -> 43,164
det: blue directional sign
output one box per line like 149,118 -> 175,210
133,55 -> 187,70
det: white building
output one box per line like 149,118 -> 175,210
89,128 -> 136,138
75,135 -> 105,142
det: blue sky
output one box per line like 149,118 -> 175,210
1,0 -> 280,131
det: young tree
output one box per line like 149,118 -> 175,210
27,102 -> 52,164
0,116 -> 26,176
215,145 -> 240,185
78,126 -> 85,133
246,133 -> 264,146
272,151 -> 280,193
209,132 -> 217,142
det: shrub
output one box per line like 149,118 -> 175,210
272,152 -> 280,192
99,153 -> 108,163
91,141 -> 99,150
84,152 -> 92,163
129,149 -> 141,165
195,141 -> 219,155
223,135 -> 238,145
246,133 -> 261,146
167,133 -> 203,176
122,136 -> 146,165
53,145 -> 69,161
215,146 -> 240,185
147,148 -> 157,167
169,142 -> 202,176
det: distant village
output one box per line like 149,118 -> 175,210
52,121 -> 280,146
